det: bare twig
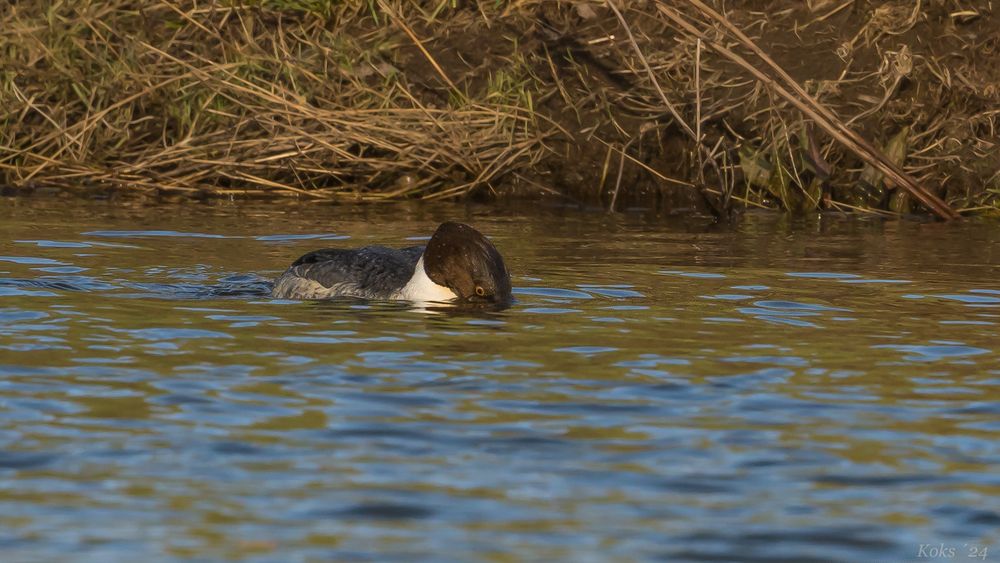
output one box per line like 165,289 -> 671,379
658,0 -> 960,220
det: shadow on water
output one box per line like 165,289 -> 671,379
0,200 -> 998,561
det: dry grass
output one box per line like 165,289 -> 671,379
0,1 -> 543,200
2,1 -> 998,216
560,0 -> 998,216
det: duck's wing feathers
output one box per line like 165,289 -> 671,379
273,245 -> 424,299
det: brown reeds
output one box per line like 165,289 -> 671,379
658,0 -> 959,220
0,1 -> 543,200
584,1 -> 997,216
1,1 -> 997,215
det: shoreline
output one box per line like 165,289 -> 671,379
2,1 -> 997,216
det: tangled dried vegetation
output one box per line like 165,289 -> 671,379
1,1 -> 998,217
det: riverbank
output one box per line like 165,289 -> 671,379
2,1 -> 998,217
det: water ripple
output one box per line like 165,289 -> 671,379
0,256 -> 67,265
787,271 -> 861,279
82,230 -> 231,239
873,344 -> 990,362
255,233 -> 350,242
934,293 -> 1000,304
1,205 -> 998,563
514,287 -> 593,299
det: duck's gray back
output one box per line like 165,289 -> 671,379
272,245 -> 423,299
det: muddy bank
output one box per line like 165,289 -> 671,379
1,1 -> 998,217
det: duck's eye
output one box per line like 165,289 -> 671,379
475,286 -> 486,297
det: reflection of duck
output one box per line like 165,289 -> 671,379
272,222 -> 512,304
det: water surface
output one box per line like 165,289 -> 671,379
1,199 -> 998,561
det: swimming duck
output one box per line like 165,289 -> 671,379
271,222 -> 511,303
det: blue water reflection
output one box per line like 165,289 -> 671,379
0,204 -> 997,561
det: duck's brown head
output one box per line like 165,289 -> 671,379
422,222 -> 512,304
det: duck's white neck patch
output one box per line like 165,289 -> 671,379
399,256 -> 457,302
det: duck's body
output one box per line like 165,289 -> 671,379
271,222 -> 511,304
271,245 -> 453,301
